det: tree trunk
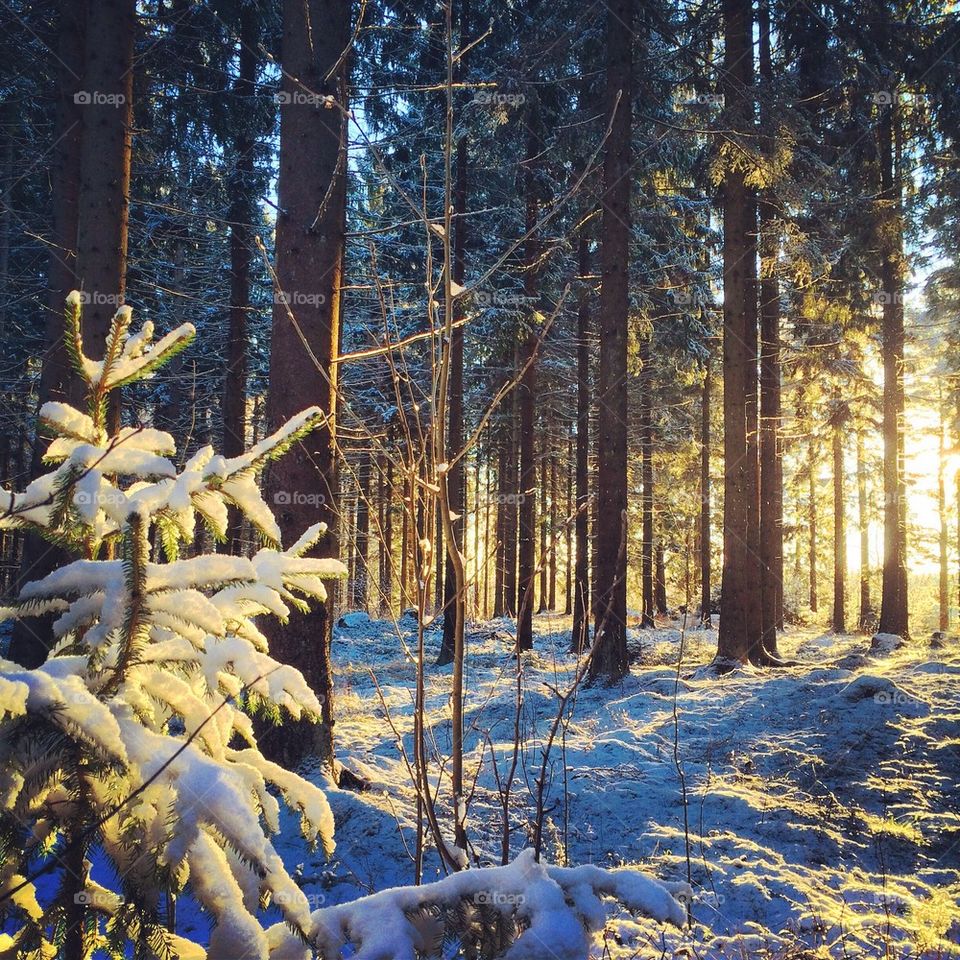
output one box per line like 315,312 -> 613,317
223,3 -> 257,552
379,453 -> 393,616
74,0 -> 135,422
549,448 -> 558,611
877,95 -> 909,638
640,334 -> 654,626
353,450 -> 370,611
517,130 -> 539,652
808,433 -> 818,614
716,0 -> 762,664
8,0 -> 122,669
538,442 -> 548,613
262,0 -> 349,767
572,230 -> 591,652
590,0 -> 632,681
700,351 -> 712,625
564,434 -> 573,615
655,541 -> 667,615
37,0 -> 86,409
938,390 -> 948,632
758,0 -> 783,652
857,429 -> 872,630
503,388 -> 520,616
832,407 -> 846,632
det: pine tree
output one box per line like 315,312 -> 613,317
0,294 -> 346,958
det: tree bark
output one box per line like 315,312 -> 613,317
716,0 -> 762,664
877,94 -> 909,638
857,429 -> 873,630
538,442 -> 548,613
37,0 -> 86,409
262,0 -> 349,767
808,431 -> 818,614
74,0 -> 135,424
758,0 -> 783,652
938,389 -> 948,632
700,351 -> 712,625
640,333 -> 654,626
517,130 -> 539,652
564,435 -> 573,615
223,2 -> 257,552
590,0 -> 632,681
352,450 -> 370,611
832,405 -> 846,632
549,447 -> 558,611
572,230 -> 591,652
655,541 -> 667,615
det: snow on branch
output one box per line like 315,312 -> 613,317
0,293 -> 346,959
267,848 -> 690,960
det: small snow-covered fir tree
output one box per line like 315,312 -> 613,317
0,295 -> 691,959
0,293 -> 345,958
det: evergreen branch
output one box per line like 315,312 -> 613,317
0,666 -> 282,910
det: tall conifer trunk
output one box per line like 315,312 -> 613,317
591,0 -> 632,680
717,0 -> 762,664
263,0 -> 349,766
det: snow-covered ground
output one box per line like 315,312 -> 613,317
239,613 -> 960,959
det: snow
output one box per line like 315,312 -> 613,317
275,614 -> 960,959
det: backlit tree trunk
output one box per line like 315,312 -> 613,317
877,94 -> 909,638
223,3 -> 257,552
590,0 -> 632,681
758,0 -> 783,651
857,429 -> 872,630
700,351 -> 712,625
572,229 -> 592,652
832,404 -> 846,633
74,0 -> 135,424
716,0 -> 762,664
517,130 -> 539,652
640,333 -> 654,627
263,0 -> 349,767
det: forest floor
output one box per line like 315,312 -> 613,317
234,612 -> 960,959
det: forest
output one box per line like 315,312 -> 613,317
0,0 -> 958,956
